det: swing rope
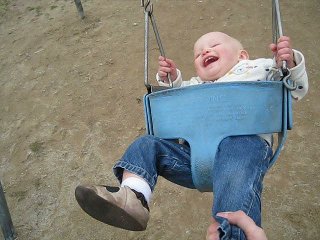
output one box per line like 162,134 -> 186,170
141,0 -> 172,93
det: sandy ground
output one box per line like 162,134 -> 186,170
0,0 -> 319,239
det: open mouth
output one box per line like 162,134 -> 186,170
203,56 -> 219,67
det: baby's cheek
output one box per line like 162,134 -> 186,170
194,62 -> 202,75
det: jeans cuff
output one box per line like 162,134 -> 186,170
113,161 -> 156,191
216,216 -> 231,240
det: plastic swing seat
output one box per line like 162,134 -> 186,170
141,0 -> 294,192
144,81 -> 293,192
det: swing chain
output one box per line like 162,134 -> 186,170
141,0 -> 152,13
282,71 -> 297,91
141,0 -> 173,91
272,0 -> 296,91
142,0 -> 165,57
272,0 -> 287,74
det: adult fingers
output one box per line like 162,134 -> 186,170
206,219 -> 220,240
217,211 -> 256,233
217,211 -> 267,240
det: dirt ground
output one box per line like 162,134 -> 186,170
0,0 -> 319,239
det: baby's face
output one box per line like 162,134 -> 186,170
194,32 -> 243,81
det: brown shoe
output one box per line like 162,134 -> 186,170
75,185 -> 149,231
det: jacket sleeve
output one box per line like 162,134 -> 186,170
156,69 -> 202,88
156,69 -> 183,87
290,49 -> 309,101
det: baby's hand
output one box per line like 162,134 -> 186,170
158,56 -> 178,83
269,36 -> 295,69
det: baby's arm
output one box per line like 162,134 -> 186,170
156,56 -> 185,87
270,36 -> 308,100
156,56 -> 201,88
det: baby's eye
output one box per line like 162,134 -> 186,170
211,44 -> 220,48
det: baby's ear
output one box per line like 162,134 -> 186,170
238,50 -> 249,60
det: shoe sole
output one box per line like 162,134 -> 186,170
75,185 -> 146,231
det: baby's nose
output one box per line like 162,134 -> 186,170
202,48 -> 211,55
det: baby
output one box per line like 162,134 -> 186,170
75,32 -> 308,240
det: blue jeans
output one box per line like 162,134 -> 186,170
113,135 -> 273,240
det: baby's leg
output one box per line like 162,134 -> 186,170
76,135 -> 193,231
113,135 -> 195,194
211,136 -> 272,240
76,135 -> 164,231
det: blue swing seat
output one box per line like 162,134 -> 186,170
144,80 -> 292,192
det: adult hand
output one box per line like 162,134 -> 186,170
269,36 -> 295,69
217,211 -> 267,240
157,56 -> 178,83
206,218 -> 220,240
206,211 -> 267,240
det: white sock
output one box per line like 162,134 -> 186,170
121,177 -> 152,204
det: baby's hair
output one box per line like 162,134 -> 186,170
231,37 -> 245,50
194,32 -> 245,52
220,32 -> 244,50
